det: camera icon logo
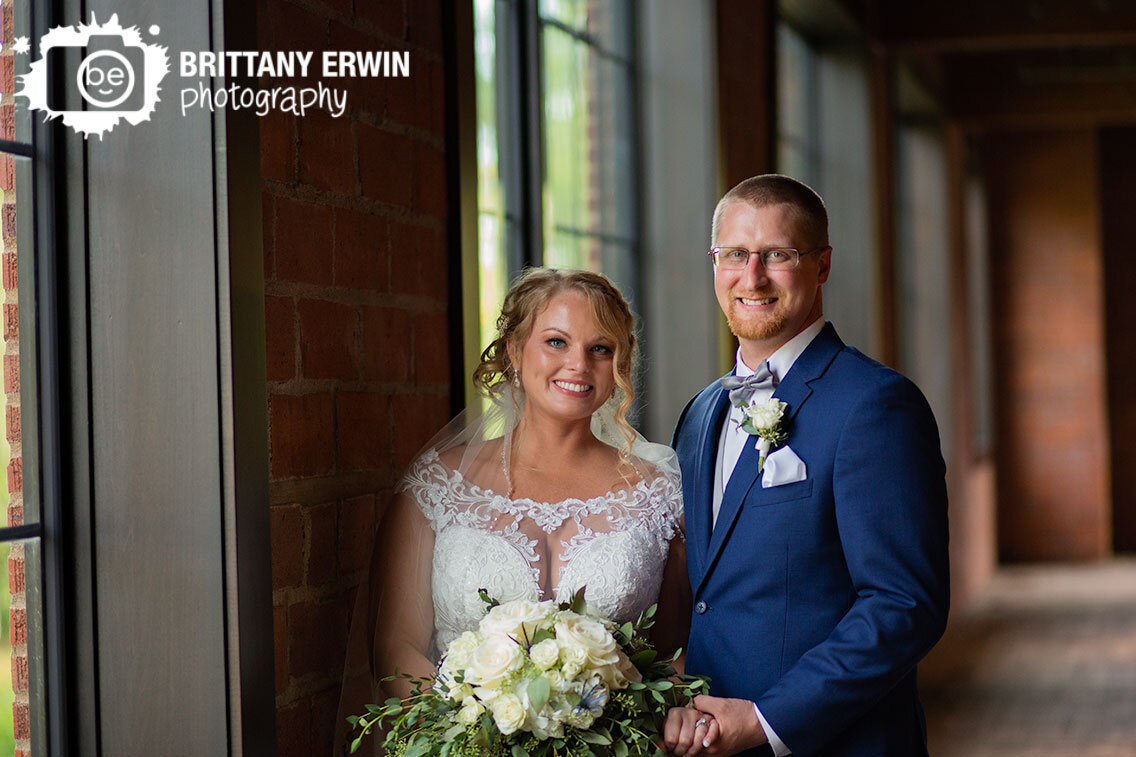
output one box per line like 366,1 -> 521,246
14,14 -> 170,139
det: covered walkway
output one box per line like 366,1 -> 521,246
921,560 -> 1136,756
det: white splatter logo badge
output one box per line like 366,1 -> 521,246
14,14 -> 169,139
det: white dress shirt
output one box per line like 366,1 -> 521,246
711,316 -> 826,757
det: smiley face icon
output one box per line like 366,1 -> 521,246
77,49 -> 136,109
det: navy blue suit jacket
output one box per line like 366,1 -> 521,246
672,324 -> 950,756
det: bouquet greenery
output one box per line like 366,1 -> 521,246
347,589 -> 707,756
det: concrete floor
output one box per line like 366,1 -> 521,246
919,559 -> 1136,756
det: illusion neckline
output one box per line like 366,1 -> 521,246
419,447 -> 660,509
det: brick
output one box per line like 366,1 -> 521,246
274,198 -> 333,285
6,405 -> 18,444
339,494 -> 375,573
265,0 -> 328,59
391,393 -> 449,467
358,0 -> 404,39
11,652 -> 26,692
3,353 -> 17,394
0,56 -> 12,95
0,154 -> 13,192
270,504 -> 303,589
298,299 -> 358,380
414,312 -> 449,385
7,503 -> 20,527
306,502 -> 337,586
298,111 -> 355,194
310,687 -> 339,757
1,105 -> 12,142
407,0 -> 443,54
415,142 -> 447,218
288,598 -> 347,677
269,393 -> 335,478
7,455 -> 20,494
336,391 -> 388,471
259,109 -> 295,183
334,209 -> 387,289
2,7 -> 13,47
273,604 -> 287,696
310,0 -> 351,20
358,125 -> 416,208
3,303 -> 16,341
275,700 -> 311,757
2,253 -> 14,289
361,306 -> 411,381
12,700 -> 28,740
384,57 -> 435,134
8,552 -> 23,594
262,193 -> 275,281
3,203 -> 16,241
265,295 -> 295,382
10,607 -> 24,646
389,222 -> 445,299
328,22 -> 388,115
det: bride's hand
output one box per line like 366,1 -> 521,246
662,706 -> 717,756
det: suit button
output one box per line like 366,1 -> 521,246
695,601 -> 708,614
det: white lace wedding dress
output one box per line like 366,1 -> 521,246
404,447 -> 684,657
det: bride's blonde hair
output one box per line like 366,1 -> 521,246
472,267 -> 639,459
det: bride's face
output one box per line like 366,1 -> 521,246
513,290 -> 617,424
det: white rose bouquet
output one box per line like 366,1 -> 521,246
347,589 -> 708,757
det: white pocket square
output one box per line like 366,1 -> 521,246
761,445 -> 807,488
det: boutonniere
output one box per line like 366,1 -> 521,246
737,398 -> 790,475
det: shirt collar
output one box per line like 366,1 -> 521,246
735,316 -> 827,381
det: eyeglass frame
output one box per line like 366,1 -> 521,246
707,246 -> 828,270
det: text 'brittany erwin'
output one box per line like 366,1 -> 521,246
179,50 -> 411,79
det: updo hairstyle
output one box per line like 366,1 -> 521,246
472,267 -> 638,458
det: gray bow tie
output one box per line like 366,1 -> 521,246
720,362 -> 776,407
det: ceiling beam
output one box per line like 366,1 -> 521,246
870,0 -> 1136,52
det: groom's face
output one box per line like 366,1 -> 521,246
713,201 -> 831,357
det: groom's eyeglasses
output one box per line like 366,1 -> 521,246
708,246 -> 824,271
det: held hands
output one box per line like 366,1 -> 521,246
663,695 -> 768,756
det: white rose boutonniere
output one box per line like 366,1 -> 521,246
738,397 -> 790,475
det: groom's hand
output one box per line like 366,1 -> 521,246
688,695 -> 768,755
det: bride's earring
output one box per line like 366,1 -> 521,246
512,370 -> 520,388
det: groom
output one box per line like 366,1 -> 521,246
665,175 -> 949,756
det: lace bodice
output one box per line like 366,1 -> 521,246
400,448 -> 684,655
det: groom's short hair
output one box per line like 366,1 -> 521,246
711,174 -> 829,249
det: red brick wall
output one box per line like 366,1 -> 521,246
1,0 -> 30,751
983,130 -> 1111,562
257,1 -> 453,754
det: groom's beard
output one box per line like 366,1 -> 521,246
724,289 -> 788,341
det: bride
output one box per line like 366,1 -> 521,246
336,268 -> 690,753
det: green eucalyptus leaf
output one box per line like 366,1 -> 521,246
527,675 -> 551,714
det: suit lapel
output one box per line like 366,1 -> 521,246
696,324 -> 845,592
689,380 -> 730,587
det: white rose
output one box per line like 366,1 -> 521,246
743,398 -> 787,429
465,636 -> 524,688
480,600 -> 556,640
458,698 -> 483,726
544,669 -> 569,692
529,638 -> 560,670
489,692 -> 526,735
444,630 -> 483,672
555,615 -> 620,668
559,643 -> 588,680
594,651 -> 642,689
448,682 -> 474,703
